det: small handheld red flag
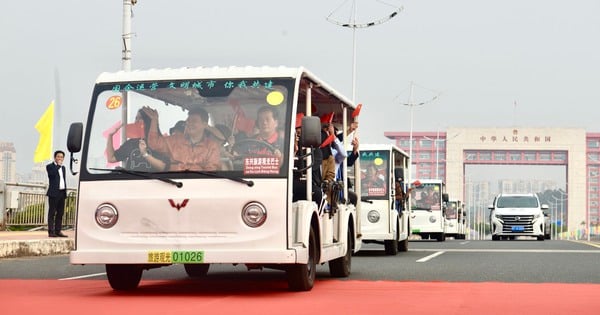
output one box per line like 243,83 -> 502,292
352,103 -> 362,118
320,134 -> 335,148
125,121 -> 145,138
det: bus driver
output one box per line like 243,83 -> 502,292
144,106 -> 221,171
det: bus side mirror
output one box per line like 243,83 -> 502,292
67,122 -> 83,153
300,116 -> 321,148
442,193 -> 449,202
67,122 -> 83,176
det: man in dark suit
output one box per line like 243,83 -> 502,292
46,150 -> 68,237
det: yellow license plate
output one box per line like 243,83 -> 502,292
147,250 -> 204,263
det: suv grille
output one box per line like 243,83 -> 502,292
500,215 -> 534,233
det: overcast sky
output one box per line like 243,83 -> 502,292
2,0 -> 599,174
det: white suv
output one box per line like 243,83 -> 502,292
488,193 -> 548,241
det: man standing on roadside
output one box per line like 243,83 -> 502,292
46,150 -> 68,238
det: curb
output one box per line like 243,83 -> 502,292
0,239 -> 74,258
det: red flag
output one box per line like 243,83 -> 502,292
295,112 -> 304,128
125,121 -> 145,138
320,112 -> 334,124
234,111 -> 255,136
228,100 -> 255,136
320,134 -> 335,148
352,103 -> 362,118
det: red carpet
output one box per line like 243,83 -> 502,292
2,279 -> 599,314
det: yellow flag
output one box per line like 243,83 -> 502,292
34,101 -> 54,163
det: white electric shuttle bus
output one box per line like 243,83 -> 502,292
444,200 -> 466,239
358,144 -> 410,255
409,179 -> 449,241
66,66 -> 362,291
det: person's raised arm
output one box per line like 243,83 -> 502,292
142,106 -> 169,155
347,136 -> 359,167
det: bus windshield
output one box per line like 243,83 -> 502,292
360,150 -> 389,198
410,183 -> 442,210
446,201 -> 458,219
84,77 -> 294,178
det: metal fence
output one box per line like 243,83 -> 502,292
1,182 -> 76,230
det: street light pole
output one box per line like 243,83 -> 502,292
327,1 -> 402,103
435,129 -> 440,180
553,199 -> 557,240
407,82 -> 416,185
122,0 -> 136,72
586,172 -> 600,242
121,0 -> 136,144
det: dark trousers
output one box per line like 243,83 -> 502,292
48,191 -> 66,234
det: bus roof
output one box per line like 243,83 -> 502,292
95,66 -> 357,119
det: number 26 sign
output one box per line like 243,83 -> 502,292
106,95 -> 123,110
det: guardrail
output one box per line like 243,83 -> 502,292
1,182 -> 76,230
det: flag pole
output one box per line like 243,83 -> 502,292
54,68 -> 61,155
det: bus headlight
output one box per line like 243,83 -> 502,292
429,216 -> 437,223
367,210 -> 380,223
95,203 -> 118,228
242,202 -> 267,228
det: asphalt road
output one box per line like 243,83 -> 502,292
1,239 -> 599,285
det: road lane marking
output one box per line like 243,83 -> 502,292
416,251 -> 445,262
460,241 -> 470,245
569,240 -> 600,248
59,273 -> 106,280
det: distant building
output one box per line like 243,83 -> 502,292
27,163 -> 48,185
0,142 -> 17,183
385,127 -> 600,232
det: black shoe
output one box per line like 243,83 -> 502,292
48,234 -> 57,238
55,232 -> 68,238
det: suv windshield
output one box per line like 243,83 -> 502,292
497,196 -> 539,208
83,77 -> 293,178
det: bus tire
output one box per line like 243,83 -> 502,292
287,227 -> 316,291
329,228 -> 352,277
184,264 -> 210,277
436,232 -> 446,242
106,264 -> 142,291
384,220 -> 399,255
